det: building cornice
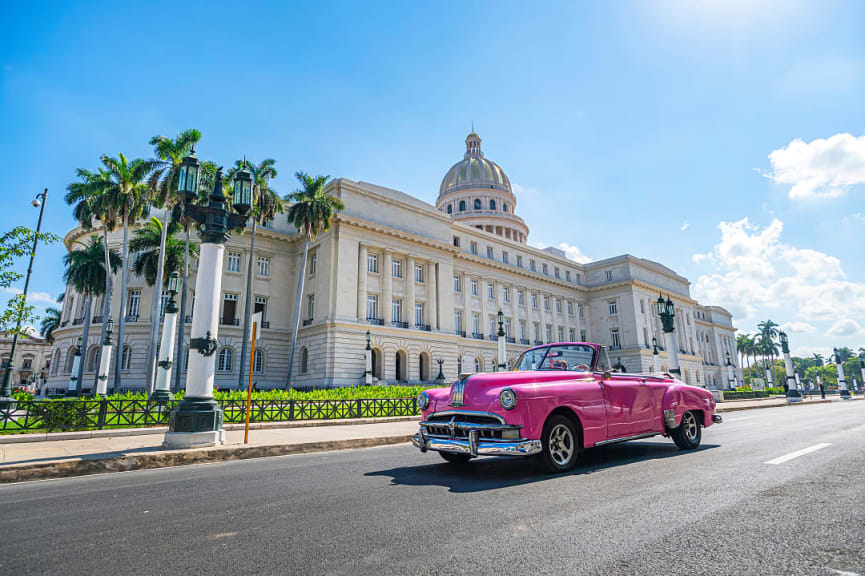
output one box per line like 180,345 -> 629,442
338,215 -> 459,255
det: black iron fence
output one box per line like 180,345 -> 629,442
0,397 -> 419,434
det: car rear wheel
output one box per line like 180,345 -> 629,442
439,452 -> 472,465
671,410 -> 702,450
539,415 -> 580,473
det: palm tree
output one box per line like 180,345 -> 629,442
100,153 -> 155,392
736,334 -> 750,370
144,130 -> 201,392
285,172 -> 345,387
228,158 -> 285,388
65,166 -> 119,390
812,353 -> 824,367
130,217 -> 198,284
835,346 -> 853,363
757,319 -> 780,370
63,236 -> 121,394
858,347 -> 865,359
39,308 -> 61,343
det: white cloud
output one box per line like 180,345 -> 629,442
680,221 -> 690,232
530,241 -> 592,264
691,253 -> 710,264
780,321 -> 815,333
766,133 -> 865,200
826,319 -> 863,338
2,287 -> 57,305
692,218 -> 865,326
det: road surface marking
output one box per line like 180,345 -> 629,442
765,443 -> 831,465
723,416 -> 751,422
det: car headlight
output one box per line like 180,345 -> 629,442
499,388 -> 517,410
417,391 -> 430,411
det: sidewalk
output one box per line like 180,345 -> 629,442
716,396 -> 856,412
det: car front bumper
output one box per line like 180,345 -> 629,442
412,430 -> 542,457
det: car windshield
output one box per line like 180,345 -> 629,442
514,345 -> 595,372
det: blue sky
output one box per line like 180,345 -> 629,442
1,1 -> 864,357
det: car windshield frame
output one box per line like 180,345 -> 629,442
514,344 -> 597,373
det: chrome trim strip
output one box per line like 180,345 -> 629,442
594,432 -> 660,447
412,434 -> 542,457
420,421 -> 520,432
426,410 -> 507,424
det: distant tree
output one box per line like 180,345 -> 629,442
39,308 -> 62,343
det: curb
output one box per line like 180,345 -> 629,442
716,399 -> 836,413
0,415 -> 422,445
0,434 -> 414,484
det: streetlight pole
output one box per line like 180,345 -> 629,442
763,359 -> 773,390
779,331 -> 802,403
96,319 -> 114,396
860,358 -> 865,395
66,337 -> 83,397
834,348 -> 850,400
152,271 -> 180,404
657,294 -> 680,376
163,159 -> 250,449
364,330 -> 372,385
652,337 -> 660,373
725,352 -> 736,391
496,309 -> 506,372
0,189 -> 48,408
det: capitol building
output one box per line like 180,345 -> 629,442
45,132 -> 742,393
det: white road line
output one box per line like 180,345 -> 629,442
723,416 -> 751,422
765,443 -> 831,465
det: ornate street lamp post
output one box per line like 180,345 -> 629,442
163,161 -> 250,449
364,330 -> 372,385
834,348 -> 850,400
66,337 -> 84,397
436,358 -> 445,383
725,352 -> 737,390
763,358 -> 773,390
152,271 -> 180,404
0,189 -> 48,408
496,309 -> 506,372
779,331 -> 802,403
657,294 -> 680,375
652,337 -> 661,373
860,358 -> 865,395
96,319 -> 114,396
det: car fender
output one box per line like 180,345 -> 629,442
662,383 -> 716,428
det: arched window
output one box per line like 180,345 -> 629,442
475,357 -> 482,372
459,200 -> 466,212
64,348 -> 76,373
300,347 -> 308,374
85,346 -> 99,372
446,204 -> 452,214
474,198 -> 481,210
489,199 -> 496,210
121,346 -> 132,370
502,202 -> 507,212
217,347 -> 233,372
254,349 -> 265,374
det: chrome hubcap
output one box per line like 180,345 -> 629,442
682,412 -> 698,441
549,424 -> 574,466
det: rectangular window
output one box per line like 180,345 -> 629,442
611,329 -> 620,349
472,313 -> 479,335
554,267 -> 560,278
569,328 -> 576,341
516,255 -> 523,268
222,293 -> 238,324
520,321 -> 526,340
470,241 -> 478,255
159,290 -> 169,317
367,295 -> 378,320
531,293 -> 538,309
227,251 -> 242,273
640,299 -> 645,314
545,325 -> 552,342
489,316 -> 496,338
565,270 -> 571,282
605,270 -> 613,282
392,258 -> 402,278
453,309 -> 461,331
416,303 -> 425,327
128,290 -> 141,318
580,329 -> 587,342
576,273 -> 582,285
578,303 -> 584,318
487,283 -> 495,300
544,296 -> 550,311
505,319 -> 512,338
453,275 -> 461,292
254,296 -> 267,321
542,263 -> 548,275
309,253 -> 316,275
567,301 -> 574,316
415,264 -> 424,283
518,290 -> 524,306
609,300 -> 618,315
556,299 -> 562,313
368,253 -> 379,273
503,287 -> 510,303
307,294 -> 315,319
258,256 -> 271,277
486,246 -> 494,259
471,279 -> 478,296
530,260 -> 536,272
502,251 -> 509,264
558,327 -> 564,341
392,299 -> 402,323
453,236 -> 461,248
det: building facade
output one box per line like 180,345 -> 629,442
45,132 -> 742,392
1,332 -> 53,390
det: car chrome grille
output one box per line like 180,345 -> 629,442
422,411 -> 518,441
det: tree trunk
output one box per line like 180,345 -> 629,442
286,235 -> 310,388
113,214 -> 131,394
173,224 -> 190,394
238,219 -> 257,389
145,212 -> 170,396
77,295 -> 92,393
92,226 -> 113,392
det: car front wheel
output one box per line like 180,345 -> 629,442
539,415 -> 580,473
671,410 -> 702,450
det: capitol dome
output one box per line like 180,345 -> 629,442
436,132 -> 529,244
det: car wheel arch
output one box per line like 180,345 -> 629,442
543,406 -> 584,450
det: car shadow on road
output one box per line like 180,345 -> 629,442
367,441 -> 720,493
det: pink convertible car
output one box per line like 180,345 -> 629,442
412,342 -> 722,473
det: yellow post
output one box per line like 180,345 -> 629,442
244,321 -> 257,444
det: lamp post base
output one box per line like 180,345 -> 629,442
150,389 -> 174,405
163,396 -> 224,449
785,389 -> 804,403
839,389 -> 851,400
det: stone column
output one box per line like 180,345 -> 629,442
406,255 -> 416,327
663,330 -> 681,376
428,261 -> 438,331
357,244 -> 367,321
382,251 -> 393,324
480,280 -> 488,337
462,273 -> 471,332
551,294 -> 560,342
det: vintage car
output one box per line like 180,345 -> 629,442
412,342 -> 722,473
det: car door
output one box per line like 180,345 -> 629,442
600,374 -> 656,438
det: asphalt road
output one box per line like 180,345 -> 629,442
1,401 -> 863,576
